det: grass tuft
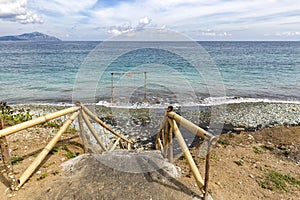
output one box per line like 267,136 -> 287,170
259,171 -> 300,192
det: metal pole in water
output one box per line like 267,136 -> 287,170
111,72 -> 114,103
144,72 -> 147,102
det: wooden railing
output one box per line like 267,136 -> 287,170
1,103 -> 217,199
156,106 -> 217,199
0,103 -> 132,190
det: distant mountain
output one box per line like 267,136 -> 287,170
0,32 -> 61,42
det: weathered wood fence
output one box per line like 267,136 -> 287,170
155,106 -> 217,199
0,103 -> 132,190
0,103 -> 217,199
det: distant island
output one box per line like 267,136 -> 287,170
0,32 -> 61,42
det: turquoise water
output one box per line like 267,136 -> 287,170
0,41 -> 299,105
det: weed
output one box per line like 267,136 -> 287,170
42,120 -> 61,128
50,146 -> 59,154
178,154 -> 185,160
261,145 -> 274,151
39,173 -> 47,179
259,171 -> 300,192
210,154 -> 218,160
234,160 -> 244,166
67,126 -> 77,133
218,138 -> 229,145
253,146 -> 264,154
0,101 -> 33,125
11,156 -> 23,165
283,150 -> 291,156
61,144 -> 68,151
65,152 -> 79,159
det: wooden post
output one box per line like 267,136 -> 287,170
17,111 -> 79,189
156,138 -> 164,153
162,119 -> 171,158
119,140 -> 125,149
0,107 -> 80,138
167,111 -> 213,139
204,137 -> 217,199
127,141 -> 131,150
80,103 -> 131,143
155,129 -> 162,150
77,111 -> 88,153
0,119 -> 17,190
161,128 -> 165,152
168,124 -> 173,163
155,115 -> 167,150
167,118 -> 204,192
109,137 -> 121,151
81,110 -> 107,152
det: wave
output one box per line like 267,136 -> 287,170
200,96 -> 300,106
10,96 -> 300,110
96,96 -> 300,109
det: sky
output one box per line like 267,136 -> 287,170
0,0 -> 300,41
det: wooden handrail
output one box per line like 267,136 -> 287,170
0,107 -> 80,138
167,111 -> 213,139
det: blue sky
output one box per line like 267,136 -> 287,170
0,0 -> 300,41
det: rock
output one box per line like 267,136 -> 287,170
215,181 -> 222,186
163,164 -> 182,179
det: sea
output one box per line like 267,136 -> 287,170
0,41 -> 299,107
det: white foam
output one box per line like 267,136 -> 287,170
11,96 -> 300,110
200,96 -> 300,106
96,97 -> 300,108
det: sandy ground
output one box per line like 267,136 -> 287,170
0,125 -> 299,200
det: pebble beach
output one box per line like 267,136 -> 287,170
10,101 -> 300,150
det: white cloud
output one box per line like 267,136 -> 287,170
108,17 -> 152,36
1,0 -> 300,40
265,31 -> 300,37
0,0 -> 43,24
35,0 -> 97,15
44,0 -> 300,40
184,29 -> 233,40
93,0 -> 300,38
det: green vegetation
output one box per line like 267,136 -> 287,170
11,156 -> 24,165
218,138 -> 230,145
261,145 -> 274,151
253,146 -> 265,154
283,150 -> 291,156
234,160 -> 244,166
210,153 -> 218,160
39,173 -> 47,180
67,126 -> 77,133
61,144 -> 80,159
41,120 -> 62,128
50,146 -> 59,154
0,101 -> 33,125
65,151 -> 79,159
259,171 -> 300,192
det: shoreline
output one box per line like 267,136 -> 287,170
9,101 -> 300,134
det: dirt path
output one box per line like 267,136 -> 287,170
1,126 -> 299,200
